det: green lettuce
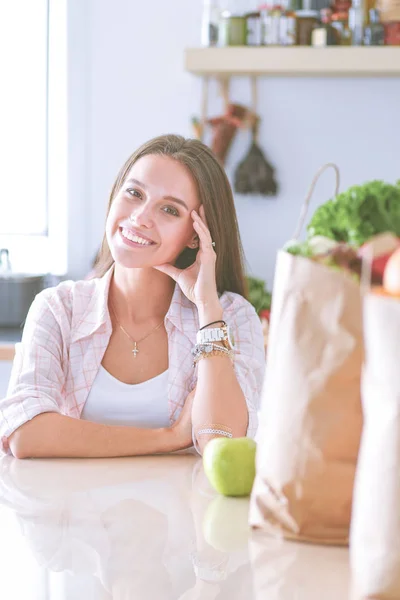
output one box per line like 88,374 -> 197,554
307,180 -> 400,246
246,276 -> 272,313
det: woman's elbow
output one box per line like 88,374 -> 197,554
8,416 -> 46,459
8,428 -> 31,459
8,412 -> 60,459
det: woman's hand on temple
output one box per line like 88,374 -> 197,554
154,206 -> 219,308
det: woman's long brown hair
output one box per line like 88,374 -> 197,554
94,134 -> 248,298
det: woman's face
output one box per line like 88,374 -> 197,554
106,154 -> 201,269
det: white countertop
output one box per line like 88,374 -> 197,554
0,453 -> 351,599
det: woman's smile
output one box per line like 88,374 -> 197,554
119,227 -> 155,248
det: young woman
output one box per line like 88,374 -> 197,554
0,135 -> 265,459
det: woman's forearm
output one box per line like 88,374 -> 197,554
192,302 -> 249,454
8,412 -> 181,459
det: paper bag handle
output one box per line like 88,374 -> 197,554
292,163 -> 340,240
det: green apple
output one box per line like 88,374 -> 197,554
202,437 -> 257,497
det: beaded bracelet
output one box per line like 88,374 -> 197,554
197,428 -> 233,438
197,423 -> 233,438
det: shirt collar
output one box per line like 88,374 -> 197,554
71,264 -> 198,343
71,266 -> 114,343
165,281 -> 198,333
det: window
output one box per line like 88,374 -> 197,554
0,0 -> 67,274
0,1 -> 48,236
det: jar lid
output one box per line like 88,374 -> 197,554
296,9 -> 319,16
221,12 -> 246,19
331,11 -> 349,19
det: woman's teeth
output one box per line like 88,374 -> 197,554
121,228 -> 152,245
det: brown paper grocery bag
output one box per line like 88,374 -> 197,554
350,293 -> 400,599
249,163 -> 363,545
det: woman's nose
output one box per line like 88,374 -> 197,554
129,204 -> 153,228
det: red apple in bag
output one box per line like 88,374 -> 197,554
357,232 -> 400,281
383,247 -> 400,295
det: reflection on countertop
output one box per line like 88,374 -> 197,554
0,453 -> 352,600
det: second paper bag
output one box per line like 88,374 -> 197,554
249,250 -> 363,545
350,292 -> 400,599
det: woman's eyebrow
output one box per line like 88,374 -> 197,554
163,195 -> 189,210
125,178 -> 188,210
125,178 -> 147,189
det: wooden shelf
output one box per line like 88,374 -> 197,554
185,47 -> 400,77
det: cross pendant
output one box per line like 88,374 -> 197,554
132,343 -> 139,358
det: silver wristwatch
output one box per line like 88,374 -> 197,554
196,324 -> 235,349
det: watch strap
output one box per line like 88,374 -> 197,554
196,326 -> 228,345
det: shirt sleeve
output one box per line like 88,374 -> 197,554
0,291 -> 65,454
225,299 -> 266,440
191,296 -> 266,454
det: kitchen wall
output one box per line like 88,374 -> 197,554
0,362 -> 12,398
69,0 -> 400,288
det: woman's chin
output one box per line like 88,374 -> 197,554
109,237 -> 183,271
110,249 -> 171,271
113,256 -> 155,270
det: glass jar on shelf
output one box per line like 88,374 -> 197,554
312,8 -> 340,44
201,0 -> 220,46
364,8 -> 385,43
384,20 -> 400,44
348,0 -> 365,45
219,11 -> 248,44
295,8 -> 320,44
331,10 -> 352,43
260,4 -> 283,45
246,9 -> 263,44
280,6 -> 297,44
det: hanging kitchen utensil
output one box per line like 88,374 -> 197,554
191,76 -> 210,141
234,77 -> 279,196
191,77 -> 250,164
207,102 -> 249,164
206,77 -> 249,164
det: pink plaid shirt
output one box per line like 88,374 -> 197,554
0,267 -> 266,455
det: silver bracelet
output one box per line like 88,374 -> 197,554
197,428 -> 233,438
191,342 -> 230,356
191,343 -> 233,367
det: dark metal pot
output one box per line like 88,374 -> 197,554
0,249 -> 47,328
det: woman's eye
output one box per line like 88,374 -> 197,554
163,206 -> 179,217
126,188 -> 141,199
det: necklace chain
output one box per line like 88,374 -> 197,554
110,301 -> 164,358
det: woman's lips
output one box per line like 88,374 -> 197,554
118,227 -> 155,249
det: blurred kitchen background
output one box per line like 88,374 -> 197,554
0,0 -> 399,390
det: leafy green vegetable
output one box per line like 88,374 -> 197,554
285,241 -> 314,257
307,180 -> 400,246
246,276 -> 272,313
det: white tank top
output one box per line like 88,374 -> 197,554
81,366 -> 170,429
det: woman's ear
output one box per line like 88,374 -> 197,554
188,236 -> 199,249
